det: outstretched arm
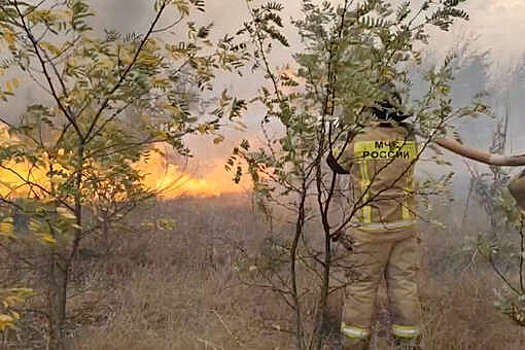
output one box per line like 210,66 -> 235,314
435,138 -> 525,166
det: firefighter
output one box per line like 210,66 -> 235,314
509,170 -> 525,211
327,83 -> 525,349
327,87 -> 422,350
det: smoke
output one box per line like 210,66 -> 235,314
88,0 -> 151,34
2,0 -> 524,196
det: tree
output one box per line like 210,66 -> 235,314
0,0 -> 247,348
229,0 -> 487,348
465,102 -> 525,328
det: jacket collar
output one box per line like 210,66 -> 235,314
369,119 -> 397,128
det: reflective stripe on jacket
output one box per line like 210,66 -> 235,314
348,121 -> 417,233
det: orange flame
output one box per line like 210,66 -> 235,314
0,127 -> 50,198
0,129 -> 247,199
137,147 -> 249,199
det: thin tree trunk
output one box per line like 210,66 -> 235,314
309,231 -> 332,350
46,251 -> 68,350
47,143 -> 84,350
291,182 -> 308,350
311,172 -> 338,350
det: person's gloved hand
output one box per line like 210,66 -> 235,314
327,152 -> 349,174
337,232 -> 354,252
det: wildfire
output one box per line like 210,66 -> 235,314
137,148 -> 249,199
0,127 -> 48,198
0,160 -> 49,199
0,129 -> 247,199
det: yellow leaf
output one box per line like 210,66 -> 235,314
40,233 -> 57,244
157,218 -> 175,230
58,9 -> 73,21
165,105 -> 181,115
142,221 -> 155,230
57,207 -> 76,220
99,56 -> 114,69
121,54 -> 134,65
197,124 -> 209,134
1,27 -> 15,47
28,219 -> 42,233
0,314 -> 15,331
175,0 -> 191,16
5,81 -> 12,94
0,219 -> 14,238
4,79 -> 20,95
152,77 -> 168,87
40,42 -> 62,56
137,52 -> 159,66
213,135 -> 225,144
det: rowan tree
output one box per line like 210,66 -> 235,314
0,0 -> 246,348
229,1 -> 488,348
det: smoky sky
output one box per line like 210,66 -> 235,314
89,1 -> 525,69
3,0 -> 525,177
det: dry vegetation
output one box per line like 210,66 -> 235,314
4,195 -> 525,349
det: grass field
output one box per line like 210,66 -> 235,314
4,194 -> 525,349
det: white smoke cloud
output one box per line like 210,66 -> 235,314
3,1 -> 524,173
82,1 -> 525,78
429,0 -> 525,82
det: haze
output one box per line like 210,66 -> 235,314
4,0 -> 525,194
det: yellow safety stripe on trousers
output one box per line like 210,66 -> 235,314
358,160 -> 372,224
402,172 -> 415,220
357,219 -> 417,232
341,323 -> 370,339
392,324 -> 420,339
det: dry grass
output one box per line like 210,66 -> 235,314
420,271 -> 525,349
68,195 -> 294,350
6,195 -> 525,349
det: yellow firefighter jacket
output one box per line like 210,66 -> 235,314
345,120 -> 418,243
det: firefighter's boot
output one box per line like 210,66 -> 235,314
341,336 -> 370,350
340,323 -> 370,350
392,336 -> 421,350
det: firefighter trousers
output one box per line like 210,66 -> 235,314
340,235 -> 422,345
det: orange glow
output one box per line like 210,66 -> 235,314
0,127 -> 50,198
277,66 -> 304,95
0,160 -> 50,198
0,130 -> 248,199
137,145 -> 250,199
